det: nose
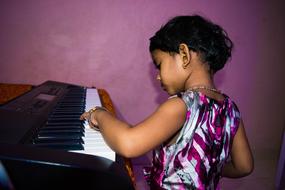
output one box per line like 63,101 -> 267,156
156,74 -> 161,81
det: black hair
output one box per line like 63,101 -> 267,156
149,15 -> 233,73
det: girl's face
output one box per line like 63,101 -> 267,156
151,49 -> 187,95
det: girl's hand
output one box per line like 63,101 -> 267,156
80,111 -> 100,131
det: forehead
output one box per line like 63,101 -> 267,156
151,49 -> 168,61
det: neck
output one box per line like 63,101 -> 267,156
186,85 -> 221,94
184,69 -> 216,90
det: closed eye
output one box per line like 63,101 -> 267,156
155,63 -> 161,70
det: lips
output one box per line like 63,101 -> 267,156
161,84 -> 166,91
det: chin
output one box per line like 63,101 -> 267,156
165,89 -> 176,96
162,86 -> 177,96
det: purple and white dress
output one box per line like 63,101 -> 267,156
144,90 -> 241,190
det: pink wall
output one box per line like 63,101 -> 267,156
1,0 -> 285,180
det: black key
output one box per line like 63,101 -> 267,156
50,112 -> 83,115
33,142 -> 84,150
41,126 -> 83,130
45,122 -> 84,127
33,137 -> 84,144
38,129 -> 83,136
47,118 -> 82,122
37,134 -> 83,139
37,131 -> 83,138
34,135 -> 82,142
49,115 -> 81,119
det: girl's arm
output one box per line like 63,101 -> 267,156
221,119 -> 254,178
82,97 -> 187,158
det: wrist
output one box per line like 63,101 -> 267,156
88,106 -> 109,125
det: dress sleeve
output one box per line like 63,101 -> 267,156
229,100 -> 241,144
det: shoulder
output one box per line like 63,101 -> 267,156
163,91 -> 202,112
158,96 -> 187,115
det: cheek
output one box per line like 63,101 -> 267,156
160,72 -> 174,90
159,69 -> 168,83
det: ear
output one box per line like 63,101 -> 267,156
178,43 -> 191,69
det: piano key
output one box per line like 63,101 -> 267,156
36,135 -> 82,141
85,88 -> 102,110
49,113 -> 82,116
47,118 -> 82,122
33,138 -> 84,144
52,110 -> 84,113
46,121 -> 83,126
55,105 -> 85,108
38,133 -> 82,140
33,142 -> 84,150
41,126 -> 83,130
38,129 -> 84,135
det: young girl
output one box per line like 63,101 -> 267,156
81,15 -> 254,189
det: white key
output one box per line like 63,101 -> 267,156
85,88 -> 101,111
